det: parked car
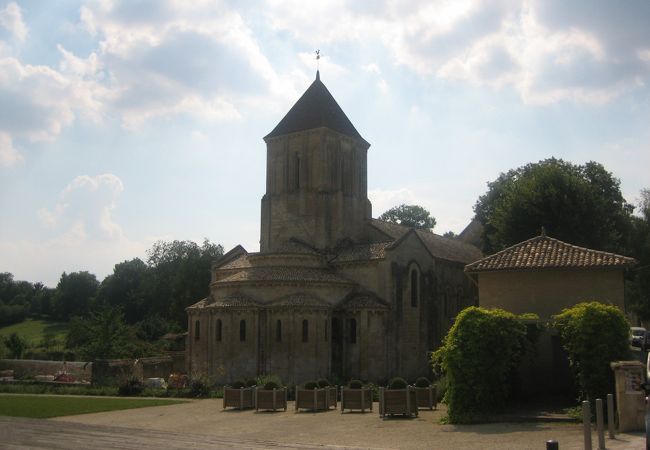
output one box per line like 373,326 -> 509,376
630,327 -> 646,348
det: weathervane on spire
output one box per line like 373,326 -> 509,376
315,49 -> 321,71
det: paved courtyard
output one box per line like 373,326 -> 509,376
0,398 -> 644,449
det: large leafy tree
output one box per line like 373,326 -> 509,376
146,239 -> 223,325
378,204 -> 436,230
66,307 -> 139,360
96,258 -> 150,324
627,189 -> 650,320
474,158 -> 633,254
52,271 -> 99,320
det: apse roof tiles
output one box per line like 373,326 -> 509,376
464,234 -> 636,273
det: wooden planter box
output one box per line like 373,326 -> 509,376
414,385 -> 437,410
255,387 -> 287,411
295,386 -> 337,411
340,387 -> 373,413
378,386 -> 418,417
223,386 -> 255,410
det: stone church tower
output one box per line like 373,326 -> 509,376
261,71 -> 372,252
186,72 -> 482,385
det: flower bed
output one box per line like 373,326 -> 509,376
255,387 -> 287,411
378,386 -> 418,418
340,386 -> 373,413
295,386 -> 337,411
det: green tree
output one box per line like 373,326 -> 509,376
146,239 -> 223,325
431,307 -> 529,423
66,307 -> 137,360
474,159 -> 633,254
378,204 -> 436,230
3,332 -> 26,359
627,189 -> 650,320
96,258 -> 150,324
554,302 -> 629,403
52,271 -> 99,320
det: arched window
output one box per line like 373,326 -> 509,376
302,319 -> 309,343
324,319 -> 328,342
276,320 -> 282,342
349,318 -> 357,344
194,320 -> 200,340
216,319 -> 222,342
293,153 -> 300,190
410,268 -> 419,307
239,319 -> 246,342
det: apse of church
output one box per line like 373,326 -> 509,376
186,72 -> 482,384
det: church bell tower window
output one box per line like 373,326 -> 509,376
240,320 -> 246,342
216,319 -> 222,342
302,319 -> 309,342
276,320 -> 282,342
194,320 -> 200,340
410,268 -> 419,307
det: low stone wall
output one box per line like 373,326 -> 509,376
92,356 -> 175,386
0,359 -> 92,381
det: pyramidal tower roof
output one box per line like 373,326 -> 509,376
265,71 -> 367,143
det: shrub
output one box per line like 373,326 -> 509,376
388,377 -> 408,389
431,307 -> 528,423
118,377 -> 144,396
3,333 -> 26,359
189,378 -> 211,398
264,380 -> 281,390
245,379 -> 257,387
256,374 -> 282,390
303,380 -> 319,390
230,380 -> 246,389
348,379 -> 363,389
415,377 -> 431,388
553,302 -> 629,403
317,378 -> 330,388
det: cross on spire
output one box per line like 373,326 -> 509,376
315,49 -> 321,75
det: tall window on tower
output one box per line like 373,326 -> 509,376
410,268 -> 419,307
276,320 -> 282,343
194,320 -> 200,340
240,320 -> 246,342
216,319 -> 222,342
302,319 -> 309,342
293,153 -> 300,191
349,318 -> 357,344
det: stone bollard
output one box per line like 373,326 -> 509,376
596,398 -> 605,450
583,401 -> 592,450
546,439 -> 559,450
607,393 -> 615,439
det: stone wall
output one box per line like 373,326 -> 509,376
0,359 -> 92,381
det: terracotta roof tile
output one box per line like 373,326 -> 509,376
465,235 -> 636,273
368,219 -> 483,264
215,267 -> 355,285
331,242 -> 390,263
338,292 -> 389,310
270,294 -> 330,309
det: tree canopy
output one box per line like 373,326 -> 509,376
474,158 -> 633,254
378,204 -> 436,230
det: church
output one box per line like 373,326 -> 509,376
186,72 -> 482,384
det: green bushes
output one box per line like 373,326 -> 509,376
431,307 -> 529,423
317,378 -> 330,388
414,377 -> 431,388
303,380 -> 319,390
388,377 -> 407,389
553,302 -> 629,403
118,377 -> 144,396
348,379 -> 363,389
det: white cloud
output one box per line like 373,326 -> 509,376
0,2 -> 27,41
0,131 -> 22,167
263,0 -> 650,105
39,174 -> 125,241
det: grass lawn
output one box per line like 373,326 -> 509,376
0,319 -> 68,346
0,394 -> 186,418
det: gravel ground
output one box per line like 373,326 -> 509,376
28,399 -> 643,450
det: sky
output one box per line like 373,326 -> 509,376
0,0 -> 649,287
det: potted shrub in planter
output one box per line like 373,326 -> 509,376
223,379 -> 256,410
295,379 -> 337,411
378,377 -> 418,418
340,379 -> 373,413
255,379 -> 288,411
414,377 -> 437,410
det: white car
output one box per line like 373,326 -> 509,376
631,327 -> 646,348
